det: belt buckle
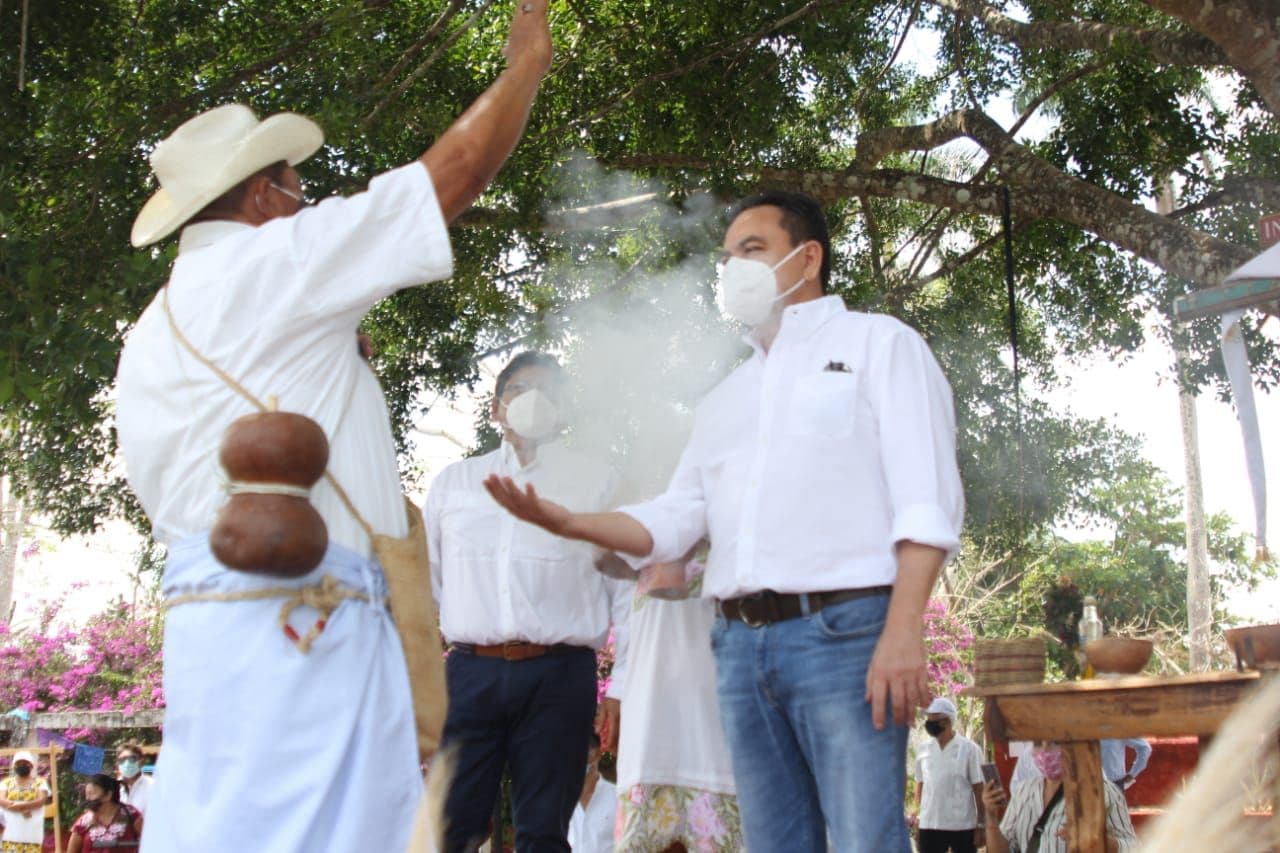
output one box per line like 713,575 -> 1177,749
738,592 -> 768,629
501,640 -> 526,662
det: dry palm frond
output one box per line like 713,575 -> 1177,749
406,748 -> 455,853
1140,676 -> 1280,852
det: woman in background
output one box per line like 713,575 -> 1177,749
614,556 -> 743,853
0,751 -> 51,853
68,774 -> 142,853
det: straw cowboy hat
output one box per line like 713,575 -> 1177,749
131,103 -> 323,247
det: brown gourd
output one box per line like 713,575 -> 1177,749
210,411 -> 330,577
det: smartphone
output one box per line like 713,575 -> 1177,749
981,762 -> 1002,789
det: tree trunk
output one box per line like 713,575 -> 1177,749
1177,371 -> 1208,671
1144,0 -> 1280,119
0,476 -> 26,625
1179,372 -> 1213,671
1159,183 -> 1213,671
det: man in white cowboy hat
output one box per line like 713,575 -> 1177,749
114,3 -> 552,851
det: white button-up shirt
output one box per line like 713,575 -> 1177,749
913,733 -> 983,830
426,441 -> 631,696
120,773 -> 154,817
620,295 -> 964,600
117,163 -> 453,556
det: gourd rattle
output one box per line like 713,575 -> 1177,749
210,407 -> 329,577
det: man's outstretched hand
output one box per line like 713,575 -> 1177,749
483,475 -> 571,534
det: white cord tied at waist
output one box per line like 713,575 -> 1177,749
166,573 -> 382,653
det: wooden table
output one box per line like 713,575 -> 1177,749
966,671 -> 1261,852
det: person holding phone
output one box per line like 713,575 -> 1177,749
981,741 -> 1138,853
911,698 -> 984,852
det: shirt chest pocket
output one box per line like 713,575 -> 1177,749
787,371 -> 859,438
439,493 -> 498,548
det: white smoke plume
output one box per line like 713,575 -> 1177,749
541,154 -> 746,502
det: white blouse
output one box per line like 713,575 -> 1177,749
998,776 -> 1137,853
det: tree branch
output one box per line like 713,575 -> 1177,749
362,0 -> 499,128
930,0 -> 1229,67
860,197 -> 887,287
533,0 -> 843,141
370,0 -> 468,93
1170,177 -> 1280,218
611,126 -> 1255,290
1143,0 -> 1280,118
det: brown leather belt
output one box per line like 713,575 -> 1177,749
450,641 -> 586,662
717,586 -> 893,628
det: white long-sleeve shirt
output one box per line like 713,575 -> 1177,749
117,163 -> 454,555
426,441 -> 631,697
620,295 -> 964,600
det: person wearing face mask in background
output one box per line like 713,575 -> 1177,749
114,743 -> 152,819
982,742 -> 1137,853
910,698 -> 984,853
482,191 -> 964,852
1,751 -> 52,853
425,351 -> 632,852
68,775 -> 142,853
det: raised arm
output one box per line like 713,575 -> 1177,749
420,1 -> 553,222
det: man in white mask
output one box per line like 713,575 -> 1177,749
425,351 -> 632,852
483,192 -> 964,852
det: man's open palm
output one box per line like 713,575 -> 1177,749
483,474 -> 571,534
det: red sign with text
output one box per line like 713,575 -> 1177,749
1260,212 -> 1280,249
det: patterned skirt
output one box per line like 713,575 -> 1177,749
2,842 -> 43,853
615,784 -> 743,852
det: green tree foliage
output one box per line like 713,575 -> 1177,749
1,0 -> 1277,546
969,456 -> 1274,675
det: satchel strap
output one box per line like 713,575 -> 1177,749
162,286 -> 377,540
1025,783 -> 1065,853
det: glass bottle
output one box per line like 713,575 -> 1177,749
1077,595 -> 1104,679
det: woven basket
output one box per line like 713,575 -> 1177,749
973,637 -> 1046,687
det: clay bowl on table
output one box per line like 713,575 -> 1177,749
1084,637 -> 1154,674
1224,623 -> 1280,670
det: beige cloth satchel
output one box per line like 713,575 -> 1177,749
373,497 -> 447,760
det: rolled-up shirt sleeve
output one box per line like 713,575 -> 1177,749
868,324 -> 965,561
1126,737 -> 1152,779
616,438 -> 710,570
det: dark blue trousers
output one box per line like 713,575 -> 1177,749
441,647 -> 598,853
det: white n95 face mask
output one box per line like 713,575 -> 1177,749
716,242 -> 807,327
504,388 -> 560,441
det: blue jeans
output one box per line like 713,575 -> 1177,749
711,593 -> 910,853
